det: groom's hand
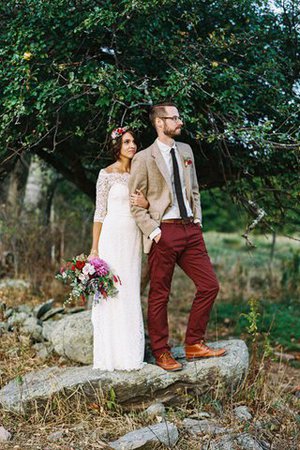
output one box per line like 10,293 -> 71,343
154,233 -> 162,243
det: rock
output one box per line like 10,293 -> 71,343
234,405 -> 252,422
0,279 -> 30,290
44,307 -> 248,369
144,402 -> 166,418
183,418 -> 232,436
42,321 -> 59,341
207,435 -> 236,450
110,421 -> 178,449
40,307 -> 65,321
7,312 -> 29,328
0,321 -> 8,331
236,433 -> 264,450
34,299 -> 54,319
17,304 -> 33,314
0,426 -> 12,442
47,311 -> 93,364
21,317 -> 43,341
32,343 -> 53,360
0,339 -> 249,415
4,308 -> 14,319
48,430 -> 65,442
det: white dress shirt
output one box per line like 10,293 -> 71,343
149,139 -> 199,241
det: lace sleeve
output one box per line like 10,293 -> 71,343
93,170 -> 110,222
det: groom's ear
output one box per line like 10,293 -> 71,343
155,117 -> 163,131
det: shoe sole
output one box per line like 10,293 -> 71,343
186,353 -> 227,361
156,364 -> 183,371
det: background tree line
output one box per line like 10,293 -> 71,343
0,1 -> 299,282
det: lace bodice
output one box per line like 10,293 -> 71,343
93,169 -> 130,222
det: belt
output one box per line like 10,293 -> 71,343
161,217 -> 194,224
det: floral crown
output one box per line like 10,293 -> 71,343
111,126 -> 128,141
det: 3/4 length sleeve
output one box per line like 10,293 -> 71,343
93,170 -> 110,222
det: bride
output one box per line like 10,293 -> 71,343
89,127 -> 148,371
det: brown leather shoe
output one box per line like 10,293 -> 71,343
155,351 -> 183,371
185,341 -> 226,360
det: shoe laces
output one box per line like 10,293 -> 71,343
158,351 -> 172,361
200,340 -> 210,350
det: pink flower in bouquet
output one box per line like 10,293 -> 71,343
91,257 -> 109,276
82,263 -> 96,276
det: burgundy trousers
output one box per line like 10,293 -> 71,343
148,222 -> 219,358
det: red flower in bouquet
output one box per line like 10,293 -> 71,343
75,260 -> 85,270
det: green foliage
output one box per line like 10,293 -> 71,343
201,188 -> 247,232
211,299 -> 300,351
106,387 -> 117,410
0,0 -> 299,229
241,297 -> 261,342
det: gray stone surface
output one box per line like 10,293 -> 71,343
0,321 -> 7,331
205,433 -> 268,450
32,342 -> 53,360
0,340 -> 248,415
206,435 -> 236,450
21,317 -> 43,341
0,279 -> 30,290
3,307 -> 13,319
17,304 -> 33,314
144,402 -> 166,418
48,430 -> 65,442
110,421 -> 178,449
183,418 -> 232,436
47,310 -> 93,364
236,433 -> 264,450
42,320 -> 59,341
7,311 -> 29,327
0,426 -> 12,442
234,405 -> 253,422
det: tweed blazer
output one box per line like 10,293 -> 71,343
128,140 -> 202,253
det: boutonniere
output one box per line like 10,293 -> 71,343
184,157 -> 193,167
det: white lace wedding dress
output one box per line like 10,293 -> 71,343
91,169 -> 145,371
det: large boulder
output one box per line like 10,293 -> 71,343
42,310 -> 93,364
0,339 -> 248,415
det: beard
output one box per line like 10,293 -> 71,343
163,125 -> 182,138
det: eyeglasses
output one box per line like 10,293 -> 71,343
159,116 -> 183,123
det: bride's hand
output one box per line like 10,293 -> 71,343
130,189 -> 149,209
88,249 -> 99,260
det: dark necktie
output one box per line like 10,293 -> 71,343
170,147 -> 188,218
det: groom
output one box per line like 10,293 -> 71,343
129,102 -> 226,371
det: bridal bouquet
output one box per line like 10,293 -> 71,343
56,254 -> 121,306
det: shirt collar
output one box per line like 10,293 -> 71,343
156,138 -> 176,153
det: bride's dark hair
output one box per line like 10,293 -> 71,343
110,128 -> 138,161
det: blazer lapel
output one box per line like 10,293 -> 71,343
177,143 -> 191,199
151,141 -> 173,197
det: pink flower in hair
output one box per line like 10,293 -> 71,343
111,126 -> 128,140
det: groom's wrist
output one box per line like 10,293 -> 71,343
149,227 -> 161,241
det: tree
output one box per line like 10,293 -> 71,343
0,0 -> 299,231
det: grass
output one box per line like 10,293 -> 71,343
0,232 -> 300,449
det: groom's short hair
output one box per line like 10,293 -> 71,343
149,102 -> 177,127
